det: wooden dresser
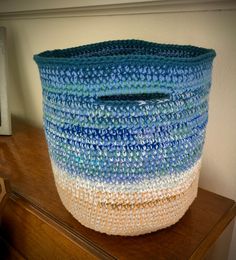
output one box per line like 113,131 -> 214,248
0,118 -> 235,259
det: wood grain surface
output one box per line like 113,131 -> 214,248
0,118 -> 235,259
0,236 -> 25,260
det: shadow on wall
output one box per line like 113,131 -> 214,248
6,25 -> 42,126
200,157 -> 226,193
6,26 -> 26,120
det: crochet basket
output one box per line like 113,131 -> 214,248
34,40 -> 216,236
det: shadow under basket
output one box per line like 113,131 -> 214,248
34,39 -> 216,236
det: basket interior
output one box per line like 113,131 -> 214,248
38,40 -> 211,60
98,92 -> 170,102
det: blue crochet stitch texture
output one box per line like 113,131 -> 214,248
34,39 -> 216,184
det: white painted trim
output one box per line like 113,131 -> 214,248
0,0 -> 235,19
0,27 -> 11,135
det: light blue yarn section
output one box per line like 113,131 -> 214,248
34,39 -> 216,184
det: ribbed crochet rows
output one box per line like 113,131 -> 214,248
34,40 -> 216,235
53,159 -> 201,236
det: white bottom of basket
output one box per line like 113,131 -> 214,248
51,160 -> 200,236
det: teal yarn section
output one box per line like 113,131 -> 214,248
34,39 -> 216,184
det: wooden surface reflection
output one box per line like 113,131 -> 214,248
0,118 -> 235,259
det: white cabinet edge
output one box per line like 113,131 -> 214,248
0,27 -> 12,135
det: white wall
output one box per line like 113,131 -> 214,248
0,2 -> 235,259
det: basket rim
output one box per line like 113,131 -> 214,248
33,39 -> 216,66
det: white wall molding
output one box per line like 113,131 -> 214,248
0,0 -> 235,20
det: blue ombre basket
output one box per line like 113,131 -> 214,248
34,40 -> 216,236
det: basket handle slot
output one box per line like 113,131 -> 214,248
98,92 -> 170,102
